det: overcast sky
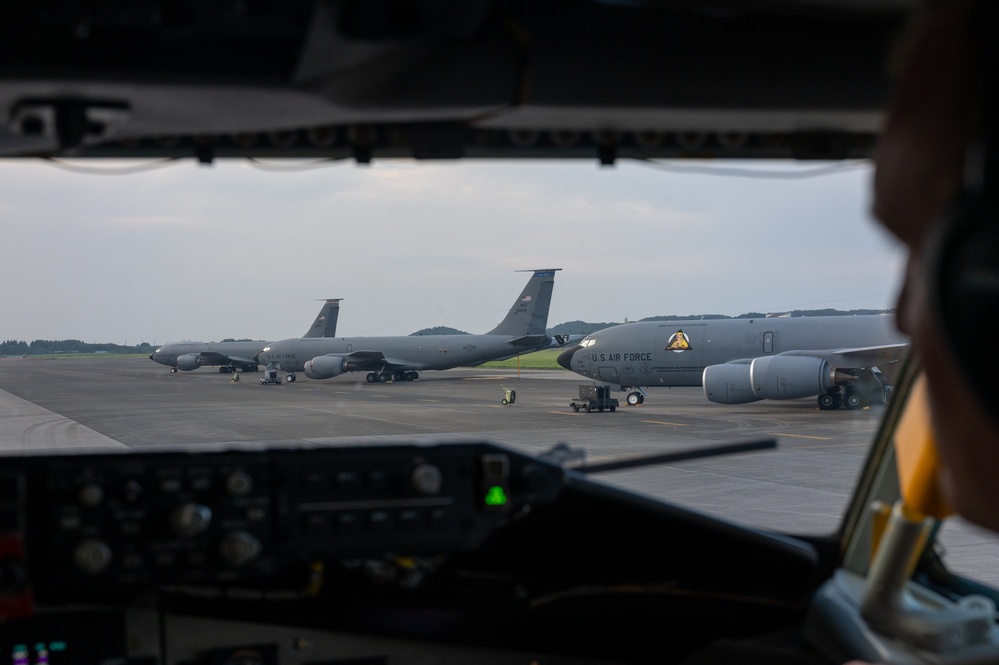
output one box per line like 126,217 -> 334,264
0,157 -> 904,346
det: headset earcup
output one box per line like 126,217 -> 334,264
933,191 -> 999,419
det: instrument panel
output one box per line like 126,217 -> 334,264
0,443 -> 564,599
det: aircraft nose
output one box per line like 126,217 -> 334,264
557,345 -> 581,370
149,353 -> 154,360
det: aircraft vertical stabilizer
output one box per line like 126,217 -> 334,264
303,299 -> 341,338
486,269 -> 560,336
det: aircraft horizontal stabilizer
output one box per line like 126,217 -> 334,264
507,334 -> 551,347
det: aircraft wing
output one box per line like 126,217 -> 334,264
338,350 -> 417,372
777,343 -> 909,369
198,351 -> 260,366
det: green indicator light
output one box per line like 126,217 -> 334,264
49,643 -> 68,652
484,486 -> 508,506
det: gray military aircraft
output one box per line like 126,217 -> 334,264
557,314 -> 908,410
149,299 -> 341,374
256,269 -> 564,384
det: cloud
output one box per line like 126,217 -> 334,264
0,159 -> 903,344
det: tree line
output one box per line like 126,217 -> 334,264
0,340 -> 156,356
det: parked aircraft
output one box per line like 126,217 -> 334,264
149,299 -> 341,373
256,269 -> 564,384
557,314 -> 908,409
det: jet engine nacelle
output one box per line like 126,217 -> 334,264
303,355 -> 348,380
176,353 -> 202,371
749,355 -> 835,400
702,362 -> 762,404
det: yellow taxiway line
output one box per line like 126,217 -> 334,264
765,431 -> 832,441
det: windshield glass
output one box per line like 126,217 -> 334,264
0,158 -> 903,538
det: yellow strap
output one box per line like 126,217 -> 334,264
894,374 -> 953,519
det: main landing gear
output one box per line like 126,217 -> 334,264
366,371 -> 419,383
626,391 -> 645,406
817,389 -> 868,411
218,364 -> 259,374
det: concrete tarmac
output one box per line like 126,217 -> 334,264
0,356 -> 995,585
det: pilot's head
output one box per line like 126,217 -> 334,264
873,0 -> 999,530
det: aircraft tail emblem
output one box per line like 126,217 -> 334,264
666,330 -> 691,352
486,269 -> 561,336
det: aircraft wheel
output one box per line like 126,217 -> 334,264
378,373 -> 388,383
501,399 -> 509,405
844,392 -> 865,410
627,392 -> 642,406
406,371 -> 418,381
817,393 -> 840,410
170,368 -> 178,373
366,373 -> 377,383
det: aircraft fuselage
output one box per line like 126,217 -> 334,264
257,334 -> 545,373
150,341 -> 267,369
559,315 -> 903,387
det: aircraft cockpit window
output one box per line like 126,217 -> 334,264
805,359 -> 999,663
856,370 -> 999,587
0,158 -> 903,542
933,517 -> 999,589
